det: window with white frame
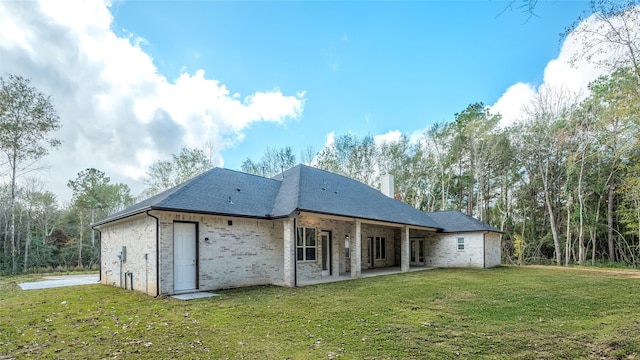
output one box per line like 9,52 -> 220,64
375,236 -> 386,260
345,235 -> 350,258
457,237 -> 465,251
296,227 -> 317,261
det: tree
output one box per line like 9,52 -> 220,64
316,134 -> 377,186
240,146 -> 297,178
261,147 -> 296,177
144,147 -> 213,197
449,103 -> 501,220
300,146 -> 316,165
19,178 -> 60,271
517,86 -> 578,265
0,74 -> 61,273
618,153 -> 640,250
68,168 -> 133,268
424,122 -> 456,211
584,68 -> 640,261
377,134 -> 428,207
565,1 -> 640,88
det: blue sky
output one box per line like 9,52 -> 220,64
0,0 -> 604,199
109,1 -> 590,167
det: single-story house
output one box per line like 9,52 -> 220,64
93,164 -> 502,296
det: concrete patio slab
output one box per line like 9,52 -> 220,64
171,292 -> 220,300
297,266 -> 434,286
18,274 -> 99,290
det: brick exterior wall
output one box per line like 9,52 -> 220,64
157,211 -> 285,294
484,232 -> 502,268
424,232 -> 485,268
361,224 -> 397,269
296,215 -> 352,281
99,210 -> 501,296
99,214 -> 157,295
295,215 -> 399,281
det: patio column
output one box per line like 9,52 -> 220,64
401,225 -> 410,272
351,219 -> 362,278
283,218 -> 296,287
332,233 -> 340,277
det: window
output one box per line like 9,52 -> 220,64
296,227 -> 316,261
375,236 -> 386,260
457,237 -> 465,251
345,235 -> 350,258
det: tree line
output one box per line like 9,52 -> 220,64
1,1 -> 638,273
239,66 -> 638,267
0,74 -> 215,274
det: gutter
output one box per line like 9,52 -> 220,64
296,209 -> 442,232
293,217 -> 298,287
94,227 -> 102,281
145,210 -> 161,297
95,206 -> 289,227
92,206 -> 152,227
483,231 -> 487,269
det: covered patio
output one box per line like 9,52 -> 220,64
297,265 -> 434,286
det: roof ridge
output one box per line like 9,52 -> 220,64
268,164 -> 303,216
270,163 -> 302,179
229,166 -> 286,183
301,164 -> 375,188
158,168 -> 218,206
294,165 -> 303,211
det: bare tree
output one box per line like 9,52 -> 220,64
519,85 -> 580,266
144,147 -> 213,197
0,75 -> 61,273
566,1 -> 640,87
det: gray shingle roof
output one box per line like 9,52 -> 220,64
426,210 -> 502,233
95,165 -> 495,233
93,168 -> 282,225
271,165 -> 440,228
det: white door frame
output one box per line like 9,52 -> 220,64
410,237 -> 425,266
173,222 -> 198,292
321,230 -> 331,276
367,236 -> 375,267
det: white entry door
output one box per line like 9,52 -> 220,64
321,231 -> 331,276
410,238 -> 425,266
174,222 -> 197,292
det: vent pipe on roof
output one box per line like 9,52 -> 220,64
381,174 -> 394,198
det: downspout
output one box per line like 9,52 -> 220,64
146,210 -> 161,297
93,227 -> 102,282
483,231 -> 488,269
293,217 -> 298,287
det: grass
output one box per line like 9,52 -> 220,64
1,266 -> 639,359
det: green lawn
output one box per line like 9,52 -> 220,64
1,266 -> 639,359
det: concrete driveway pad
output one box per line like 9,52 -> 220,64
18,274 -> 99,290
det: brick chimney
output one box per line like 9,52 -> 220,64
380,174 -> 394,198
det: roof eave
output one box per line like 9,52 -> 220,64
93,206 -> 292,228
439,229 -> 505,234
91,206 -> 151,228
296,209 -> 442,231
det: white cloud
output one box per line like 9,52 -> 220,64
491,83 -> 537,126
373,130 -> 402,146
0,0 -> 304,200
323,131 -> 336,149
489,10 -> 627,127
